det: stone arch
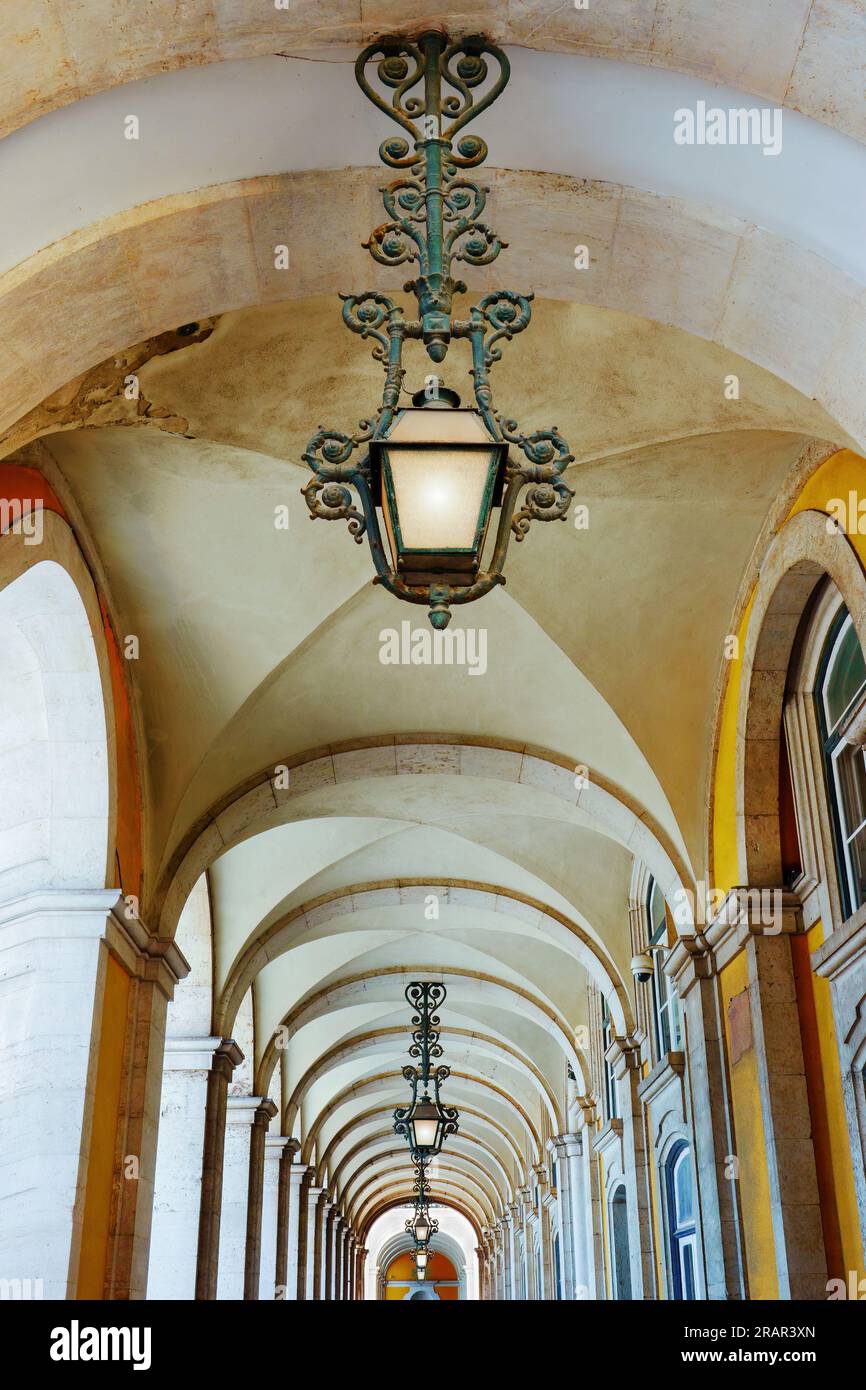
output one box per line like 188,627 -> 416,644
343,1141 -> 512,1220
158,734 -> 691,944
225,877 -> 634,1048
302,1067 -> 556,1167
735,510 -> 866,887
3,173 -> 865,455
269,968 -> 583,1111
315,1090 -> 543,1187
354,1169 -> 498,1231
361,1194 -> 483,1248
326,1105 -> 527,1192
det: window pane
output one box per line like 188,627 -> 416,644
674,1149 -> 695,1226
846,822 -> 866,911
836,744 -> 866,839
648,879 -> 667,944
680,1237 -> 697,1300
824,616 -> 866,731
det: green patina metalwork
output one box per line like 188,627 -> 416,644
302,31 -> 574,629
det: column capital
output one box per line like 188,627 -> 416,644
253,1098 -> 278,1129
212,1037 -> 244,1082
226,1094 -> 267,1126
604,1035 -> 642,1081
163,1035 -> 223,1071
704,887 -> 803,969
265,1134 -> 290,1157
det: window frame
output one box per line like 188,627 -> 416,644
665,1141 -> 698,1300
646,877 -> 683,1061
815,605 -> 866,919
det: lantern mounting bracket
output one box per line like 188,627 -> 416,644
302,31 -> 574,628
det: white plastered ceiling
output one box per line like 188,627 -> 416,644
7,9 -> 863,1217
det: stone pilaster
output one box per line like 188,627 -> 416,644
244,1106 -> 279,1298
605,1036 -> 655,1299
706,892 -> 828,1298
195,1038 -> 244,1300
274,1142 -> 302,1299
667,930 -> 748,1299
149,1035 -> 221,1298
217,1095 -> 266,1299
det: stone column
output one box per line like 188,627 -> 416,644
217,1095 -> 263,1299
551,1134 -> 582,1299
355,1244 -> 367,1300
605,1038 -> 655,1299
533,1166 -> 556,1298
310,1188 -> 328,1299
498,1213 -> 513,1299
296,1172 -> 319,1301
332,1217 -> 346,1301
150,1036 -> 222,1298
322,1200 -> 336,1299
241,1100 -> 277,1299
578,1102 -> 605,1297
0,890 -> 188,1300
274,1143 -> 302,1299
103,913 -> 190,1301
195,1039 -> 244,1299
667,931 -> 748,1299
567,1133 -> 591,1298
257,1130 -> 287,1299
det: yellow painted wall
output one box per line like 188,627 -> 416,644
77,952 -> 131,1298
710,449 -> 866,1295
720,950 -> 779,1299
713,449 -> 866,895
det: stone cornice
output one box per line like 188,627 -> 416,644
812,906 -> 866,983
637,1052 -> 685,1106
591,1118 -> 623,1158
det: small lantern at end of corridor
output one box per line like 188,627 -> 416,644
412,1209 -> 433,1245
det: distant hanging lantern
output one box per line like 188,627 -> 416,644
394,982 -> 459,1162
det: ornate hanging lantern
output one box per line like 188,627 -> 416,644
302,31 -> 574,629
394,982 -> 459,1161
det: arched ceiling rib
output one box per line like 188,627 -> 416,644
4,6 -> 865,145
4,52 -> 865,279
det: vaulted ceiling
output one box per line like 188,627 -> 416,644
4,2 -> 860,1223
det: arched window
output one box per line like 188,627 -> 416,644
816,606 -> 866,917
609,1185 -> 632,1299
647,877 -> 682,1058
666,1143 -> 698,1299
552,1230 -> 562,1300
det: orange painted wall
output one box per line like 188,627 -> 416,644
384,1249 -> 459,1299
1,462 -> 143,1295
77,953 -> 131,1297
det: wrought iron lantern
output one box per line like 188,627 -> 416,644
302,31 -> 574,630
406,1157 -> 440,1246
394,982 -> 459,1161
415,1247 -> 430,1276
